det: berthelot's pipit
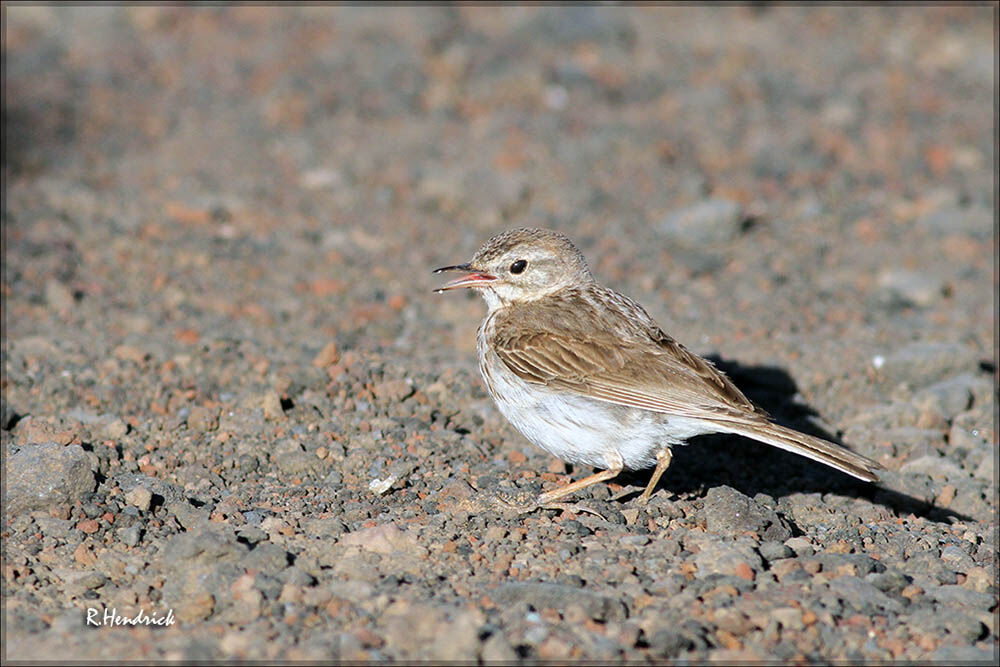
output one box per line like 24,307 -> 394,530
435,228 -> 882,509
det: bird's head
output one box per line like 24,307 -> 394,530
434,228 -> 593,308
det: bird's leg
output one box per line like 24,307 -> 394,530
537,453 -> 624,505
636,447 -> 672,505
536,467 -> 622,504
491,455 -> 623,518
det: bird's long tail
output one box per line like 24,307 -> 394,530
724,422 -> 883,482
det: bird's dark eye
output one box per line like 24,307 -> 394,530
509,259 -> 527,274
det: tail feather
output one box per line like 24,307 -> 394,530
725,422 -> 883,482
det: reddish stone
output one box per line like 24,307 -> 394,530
77,519 -> 100,534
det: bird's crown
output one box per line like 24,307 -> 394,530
472,228 -> 590,275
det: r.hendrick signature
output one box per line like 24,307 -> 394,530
86,607 -> 176,627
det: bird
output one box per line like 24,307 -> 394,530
434,228 -> 882,509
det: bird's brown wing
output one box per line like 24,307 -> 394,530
491,294 -> 763,424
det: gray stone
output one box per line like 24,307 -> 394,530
372,379 -> 414,403
703,485 -> 791,541
5,442 -> 95,513
657,198 -> 744,245
826,576 -> 903,614
758,541 -> 794,562
676,249 -> 725,276
161,525 -> 248,564
691,536 -> 763,579
619,535 -> 651,547
843,402 -> 923,431
876,270 -> 943,308
648,629 -> 695,657
876,342 -> 978,389
972,453 -> 993,481
494,582 -> 626,622
916,204 -> 991,239
865,570 -> 910,593
379,602 -> 484,660
810,553 -> 883,577
236,392 -> 285,421
902,551 -> 964,586
34,516 -> 74,539
899,454 -> 965,479
939,544 -> 976,571
771,607 -> 805,631
118,524 -> 143,547
236,526 -> 268,544
105,418 -> 129,440
328,580 -> 375,603
302,516 -> 347,538
481,632 -> 517,662
647,574 -> 687,597
426,609 -> 483,661
62,408 -> 103,425
338,523 -> 427,558
281,566 -> 316,587
784,536 -> 816,557
165,499 -> 209,529
274,449 -> 321,475
115,473 -> 184,505
903,608 -> 986,643
882,428 -> 944,454
913,374 -> 977,419
252,573 -> 283,600
691,574 -> 754,597
242,543 -> 290,574
51,569 -> 107,591
924,584 -> 995,610
950,421 -> 990,454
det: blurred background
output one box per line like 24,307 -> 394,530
5,6 -> 992,367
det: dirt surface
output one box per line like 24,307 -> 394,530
2,5 -> 996,663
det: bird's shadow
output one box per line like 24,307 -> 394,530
611,356 -> 974,525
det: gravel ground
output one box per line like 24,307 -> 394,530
2,5 -> 996,663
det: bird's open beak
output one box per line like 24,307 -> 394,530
433,263 -> 497,292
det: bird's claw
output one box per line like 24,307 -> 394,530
540,501 -> 606,518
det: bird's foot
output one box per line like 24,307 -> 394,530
537,500 -> 606,518
490,489 -> 606,518
609,484 -> 675,507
